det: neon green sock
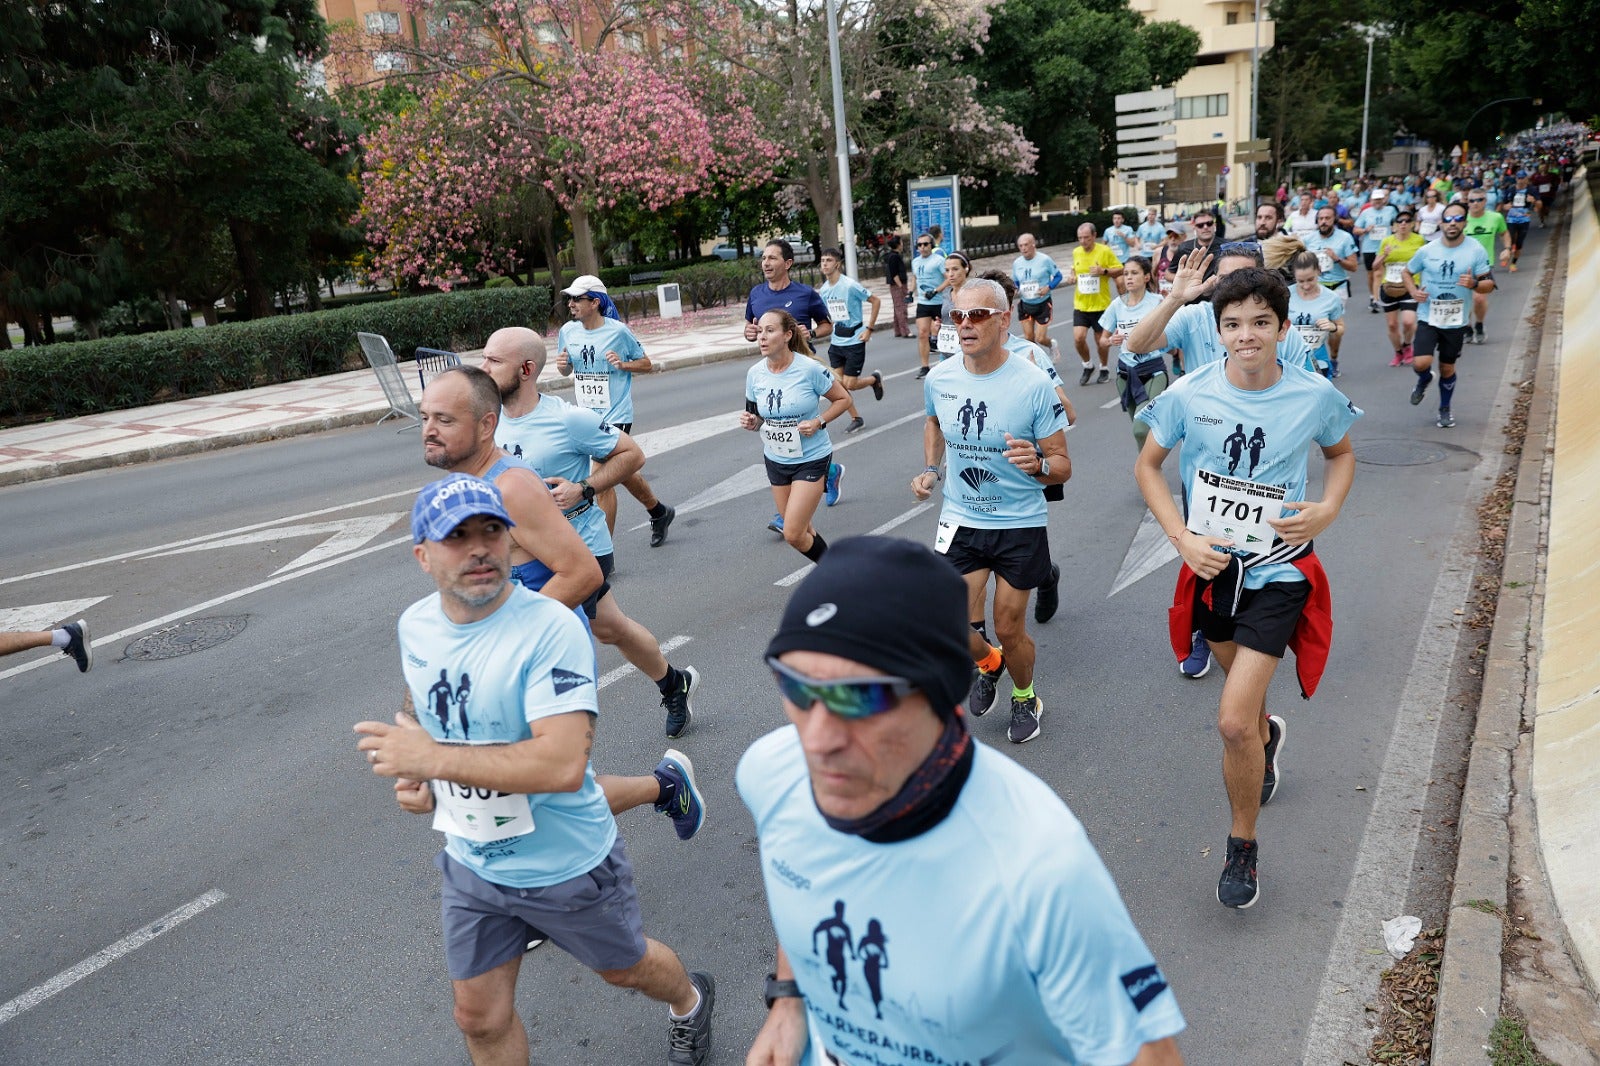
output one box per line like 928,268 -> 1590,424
1011,683 -> 1035,702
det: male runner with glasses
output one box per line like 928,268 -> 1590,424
1461,192 -> 1510,344
911,232 -> 951,378
1402,207 -> 1494,429
738,536 -> 1185,1065
912,280 -> 1069,744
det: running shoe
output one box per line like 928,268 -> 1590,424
915,366 -> 929,379
649,504 -> 676,548
654,749 -> 706,840
526,930 -> 548,951
870,371 -> 884,401
767,513 -> 784,534
1097,368 -> 1111,384
1261,715 -> 1286,806
1437,410 -> 1456,429
1217,836 -> 1260,909
1509,262 -> 1518,273
824,462 -> 844,507
1007,693 -> 1043,744
1390,349 -> 1403,367
1034,564 -> 1061,623
662,666 -> 699,739
968,659 -> 1004,717
1050,339 -> 1062,362
1330,360 -> 1341,379
667,972 -> 716,1066
1180,631 -> 1211,678
844,416 -> 865,435
61,618 -> 92,673
1369,298 -> 1381,314
1401,343 -> 1414,364
1079,366 -> 1093,386
1410,378 -> 1428,405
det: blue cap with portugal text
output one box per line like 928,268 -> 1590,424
411,474 -> 515,543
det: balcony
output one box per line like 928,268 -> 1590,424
1199,19 -> 1274,56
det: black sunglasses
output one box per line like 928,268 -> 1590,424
1441,215 -> 1467,223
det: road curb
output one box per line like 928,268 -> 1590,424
0,342 -> 758,489
1430,203 -> 1566,1061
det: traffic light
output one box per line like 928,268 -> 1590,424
1336,148 -> 1350,173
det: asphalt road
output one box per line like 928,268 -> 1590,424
0,226 -> 1551,1065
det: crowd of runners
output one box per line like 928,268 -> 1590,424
328,127 -> 1588,1065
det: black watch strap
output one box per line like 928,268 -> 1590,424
764,974 -> 803,1009
580,480 -> 596,502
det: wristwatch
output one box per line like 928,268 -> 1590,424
579,479 -> 596,502
923,464 -> 943,482
764,973 -> 804,1009
1036,457 -> 1051,479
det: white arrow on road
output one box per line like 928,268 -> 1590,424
0,598 -> 109,632
144,514 -> 404,576
1108,496 -> 1183,598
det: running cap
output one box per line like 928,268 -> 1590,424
765,536 -> 973,720
1165,221 -> 1187,236
411,474 -> 516,543
560,274 -> 608,297
1370,189 -> 1387,199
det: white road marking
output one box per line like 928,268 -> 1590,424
633,412 -> 741,457
596,635 -> 692,689
1107,496 -> 1182,597
0,535 -> 412,683
1100,395 -> 1122,409
0,488 -> 416,589
0,889 -> 226,1026
0,598 -> 110,632
145,514 -> 404,575
774,501 -> 935,587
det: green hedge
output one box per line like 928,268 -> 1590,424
0,286 -> 552,425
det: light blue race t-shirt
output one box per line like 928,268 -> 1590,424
1287,286 -> 1345,370
398,585 -> 615,889
1355,205 -> 1399,254
924,353 -> 1066,530
1137,221 -> 1167,251
746,355 -> 837,465
737,728 -> 1186,1066
1011,253 -> 1062,303
556,317 -> 646,425
911,251 -> 948,305
1099,290 -> 1170,369
819,275 -> 872,339
497,395 -> 621,557
1153,302 -> 1318,375
1004,333 -> 1063,390
1105,224 -> 1137,262
1138,359 -> 1362,587
1407,238 -> 1493,328
1303,228 -> 1359,285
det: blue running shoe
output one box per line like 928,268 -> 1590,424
654,748 -> 706,840
824,462 -> 845,507
1180,630 -> 1212,678
767,513 -> 784,533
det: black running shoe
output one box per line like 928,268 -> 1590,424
1437,410 -> 1456,429
1217,836 -> 1260,909
649,504 -> 676,548
870,370 -> 884,401
667,972 -> 715,1066
61,619 -> 92,673
844,416 -> 865,435
1097,367 -> 1110,384
1007,694 -> 1043,744
1261,715 -> 1286,806
1034,564 -> 1061,623
662,666 -> 699,739
916,366 -> 930,379
1409,378 -> 1428,405
1079,367 -> 1094,386
968,660 -> 1004,717
653,749 -> 706,840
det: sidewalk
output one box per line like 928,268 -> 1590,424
0,239 -> 1080,488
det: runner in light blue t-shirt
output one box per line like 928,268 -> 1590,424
818,248 -> 885,431
1287,252 -> 1345,377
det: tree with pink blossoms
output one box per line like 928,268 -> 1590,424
340,0 -> 780,289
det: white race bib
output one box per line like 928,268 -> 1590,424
1020,282 -> 1042,300
936,324 -> 960,355
573,372 -> 611,411
1420,220 -> 1439,236
809,1014 -> 857,1066
826,299 -> 848,322
1384,262 -> 1405,285
1315,249 -> 1334,275
1076,274 -> 1101,296
432,779 -> 536,843
1295,324 -> 1327,349
1431,296 -> 1465,328
1370,225 -> 1390,242
1159,277 -> 1174,295
1187,469 -> 1286,558
1513,193 -> 1528,208
1540,183 -> 1552,194
934,520 -> 957,555
761,418 -> 804,459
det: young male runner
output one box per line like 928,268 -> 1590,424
1402,207 -> 1495,429
817,248 -> 885,418
1135,268 -> 1360,909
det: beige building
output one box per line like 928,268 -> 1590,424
1120,0 -> 1274,210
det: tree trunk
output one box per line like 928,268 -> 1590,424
228,219 -> 273,320
304,277 -> 323,312
0,317 -> 11,349
569,201 -> 599,276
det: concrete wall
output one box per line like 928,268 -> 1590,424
1535,168 -> 1600,993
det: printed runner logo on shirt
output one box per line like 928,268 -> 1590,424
552,667 -> 590,695
953,397 -> 988,440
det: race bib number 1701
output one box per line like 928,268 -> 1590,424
1187,469 -> 1285,557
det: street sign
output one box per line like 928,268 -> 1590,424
1117,124 -> 1178,143
1234,150 -> 1273,164
1114,87 -> 1177,112
1117,109 -> 1175,127
1237,138 -> 1270,153
1117,151 -> 1178,169
907,176 -> 963,252
1222,165 -> 1231,176
1124,167 -> 1177,182
1116,85 -> 1178,180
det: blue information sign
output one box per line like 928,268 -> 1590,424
907,176 -> 963,252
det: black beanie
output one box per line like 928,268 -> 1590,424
765,536 -> 975,718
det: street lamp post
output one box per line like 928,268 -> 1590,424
1356,24 -> 1379,179
825,0 -> 859,278
1249,0 -> 1261,205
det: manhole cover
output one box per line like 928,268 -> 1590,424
1353,439 -> 1449,467
125,616 -> 249,660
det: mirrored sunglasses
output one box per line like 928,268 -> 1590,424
767,656 -> 915,719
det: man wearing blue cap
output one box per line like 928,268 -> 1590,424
738,535 -> 1184,1066
356,474 -> 715,1066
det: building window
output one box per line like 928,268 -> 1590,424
534,21 -> 561,44
1226,11 -> 1238,24
1176,93 -> 1229,120
618,29 -> 645,53
365,11 -> 401,34
373,51 -> 407,72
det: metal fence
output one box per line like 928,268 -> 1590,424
356,332 -> 420,430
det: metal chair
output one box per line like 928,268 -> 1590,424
414,346 -> 462,391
